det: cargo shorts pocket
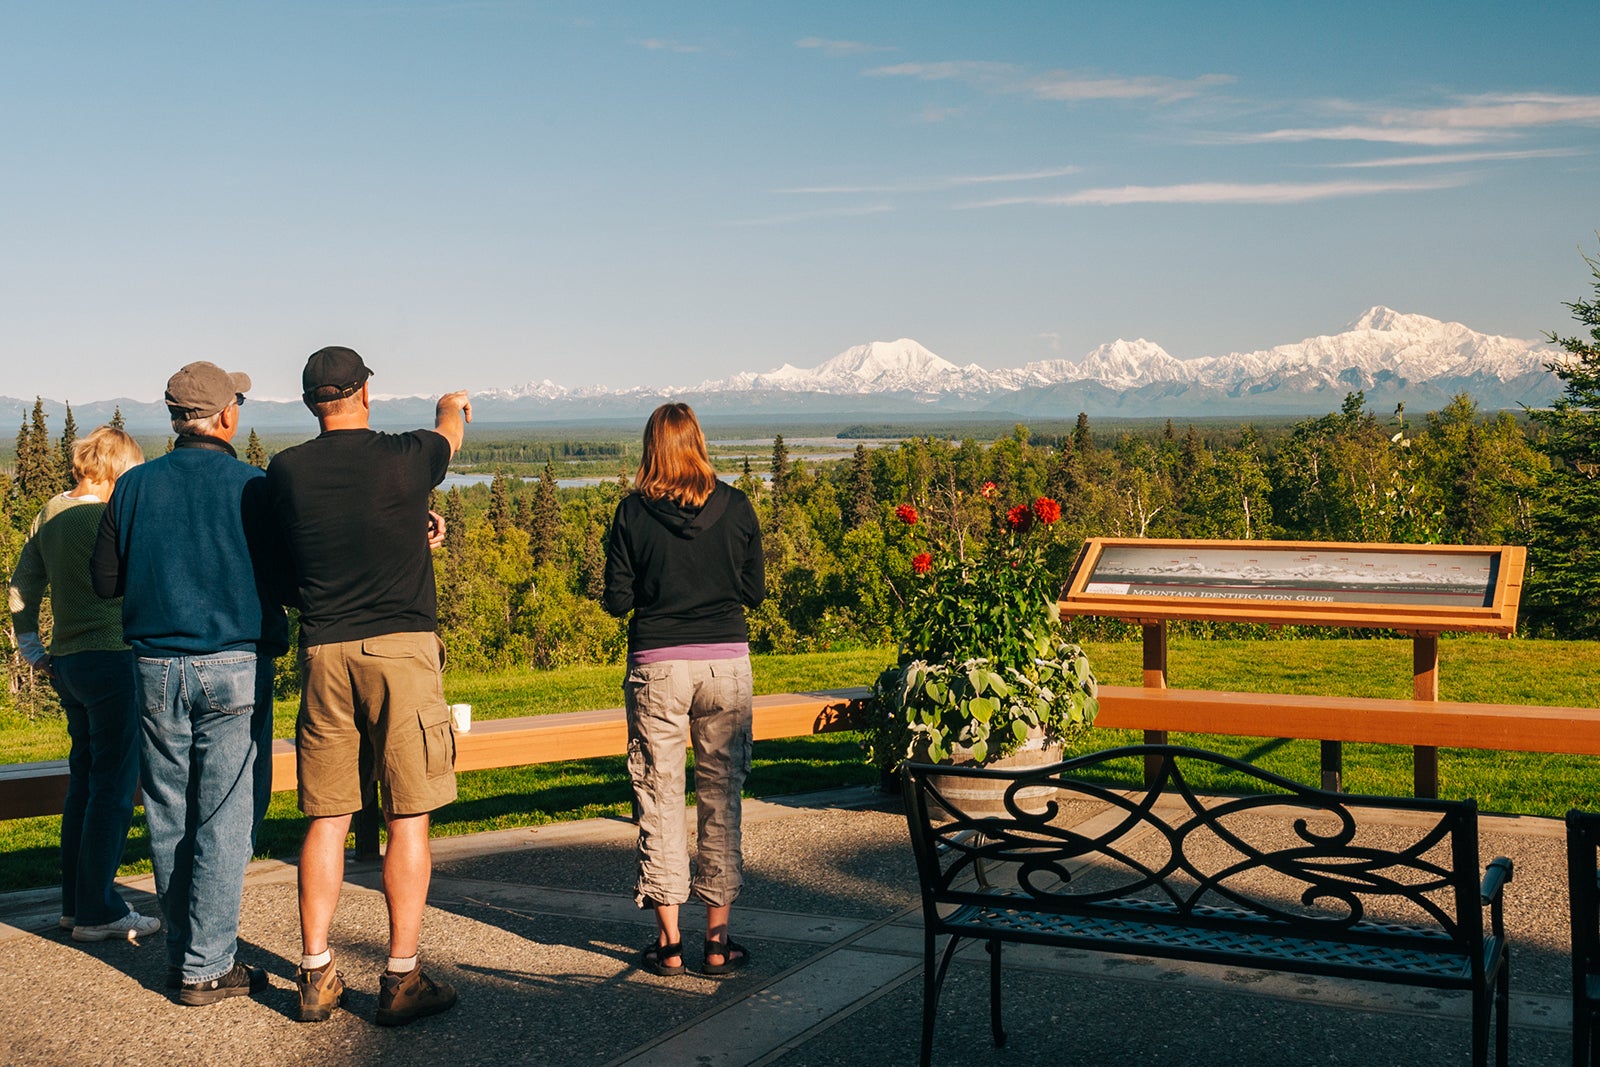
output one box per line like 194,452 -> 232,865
418,705 -> 455,779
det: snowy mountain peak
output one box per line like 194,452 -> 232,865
818,339 -> 959,381
1076,338 -> 1189,384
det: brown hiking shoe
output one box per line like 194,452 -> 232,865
375,965 -> 457,1027
296,961 -> 347,1022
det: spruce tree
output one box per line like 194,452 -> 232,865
244,428 -> 268,468
1072,412 -> 1094,454
444,486 -> 466,555
848,444 -> 875,529
579,521 -> 606,599
14,398 -> 53,503
487,471 -> 512,536
1526,243 -> 1600,636
532,461 -> 561,567
57,402 -> 78,490
769,434 -> 789,501
109,406 -> 125,431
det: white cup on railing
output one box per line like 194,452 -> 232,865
450,703 -> 472,733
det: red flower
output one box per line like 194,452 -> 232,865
912,552 -> 933,575
1006,505 -> 1033,532
895,503 -> 919,526
1032,496 -> 1062,525
980,481 -> 997,499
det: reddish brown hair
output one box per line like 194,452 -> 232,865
635,403 -> 717,508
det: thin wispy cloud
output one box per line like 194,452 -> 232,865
727,203 -> 894,227
778,167 -> 1080,195
971,176 -> 1466,207
796,36 -> 894,56
1404,92 -> 1600,129
1235,125 -> 1493,146
636,38 -> 703,54
867,60 -> 1017,84
1235,92 -> 1600,146
1028,71 -> 1235,104
1328,148 -> 1583,168
867,61 -> 1233,106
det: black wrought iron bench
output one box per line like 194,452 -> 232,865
902,744 -> 1514,1067
1568,809 -> 1600,1065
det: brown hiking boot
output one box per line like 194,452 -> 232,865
296,961 -> 347,1022
375,964 -> 457,1026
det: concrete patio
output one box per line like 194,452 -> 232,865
0,785 -> 1578,1065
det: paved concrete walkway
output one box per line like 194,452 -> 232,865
0,787 -> 1579,1065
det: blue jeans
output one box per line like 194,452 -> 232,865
53,650 -> 140,925
137,651 -> 274,983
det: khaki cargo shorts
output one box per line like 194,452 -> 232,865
297,631 -> 457,818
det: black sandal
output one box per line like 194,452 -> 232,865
701,938 -> 750,977
639,940 -> 685,977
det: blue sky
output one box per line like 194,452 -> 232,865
3,1 -> 1598,404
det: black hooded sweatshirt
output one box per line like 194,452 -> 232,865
601,481 -> 765,653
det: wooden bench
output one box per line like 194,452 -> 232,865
1568,809 -> 1600,1066
902,744 -> 1513,1067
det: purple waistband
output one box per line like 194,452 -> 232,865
628,642 -> 750,667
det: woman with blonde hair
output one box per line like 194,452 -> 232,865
602,402 -> 764,977
8,426 -> 159,941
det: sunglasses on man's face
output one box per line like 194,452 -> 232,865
235,393 -> 247,407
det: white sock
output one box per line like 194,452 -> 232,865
301,950 -> 331,970
387,954 -> 418,974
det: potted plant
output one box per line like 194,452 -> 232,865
869,484 -> 1098,802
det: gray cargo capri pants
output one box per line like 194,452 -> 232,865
623,656 -> 754,909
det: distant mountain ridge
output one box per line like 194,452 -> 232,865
1,308 -> 1564,432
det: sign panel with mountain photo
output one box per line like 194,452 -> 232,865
1060,538 -> 1525,633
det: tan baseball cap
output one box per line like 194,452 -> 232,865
165,361 -> 251,419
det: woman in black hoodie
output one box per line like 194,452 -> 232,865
602,403 -> 765,978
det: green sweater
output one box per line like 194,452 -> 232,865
7,493 -> 127,656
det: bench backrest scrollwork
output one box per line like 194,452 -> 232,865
902,745 -> 1485,960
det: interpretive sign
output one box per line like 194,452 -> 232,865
1060,538 -> 1525,634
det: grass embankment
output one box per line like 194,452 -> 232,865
3,638 -> 1599,894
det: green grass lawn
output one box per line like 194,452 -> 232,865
4,638 -> 1599,895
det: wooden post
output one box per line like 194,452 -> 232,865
1413,633 -> 1440,798
1142,621 -> 1168,786
1319,741 -> 1343,793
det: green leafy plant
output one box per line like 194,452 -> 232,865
869,487 -> 1098,769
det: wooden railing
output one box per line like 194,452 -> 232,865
7,683 -> 1600,825
0,690 -> 868,823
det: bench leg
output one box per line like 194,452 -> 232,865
1473,984 -> 1489,1067
987,939 -> 1006,1048
921,931 -> 962,1067
1498,956 -> 1510,1067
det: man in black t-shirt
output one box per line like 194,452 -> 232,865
265,346 -> 470,1027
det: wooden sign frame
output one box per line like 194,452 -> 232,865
1059,538 -> 1525,635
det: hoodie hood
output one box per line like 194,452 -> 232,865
637,480 -> 732,540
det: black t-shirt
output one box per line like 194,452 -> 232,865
265,428 -> 451,647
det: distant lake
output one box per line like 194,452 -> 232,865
441,471 -> 771,490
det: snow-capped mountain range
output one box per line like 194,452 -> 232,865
1,308 -> 1565,432
472,306 -> 1559,414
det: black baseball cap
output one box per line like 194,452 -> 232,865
302,346 -> 374,403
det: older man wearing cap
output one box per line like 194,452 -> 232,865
91,360 -> 288,1005
265,347 -> 469,1025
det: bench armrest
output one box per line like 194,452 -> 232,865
1480,856 -> 1514,905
